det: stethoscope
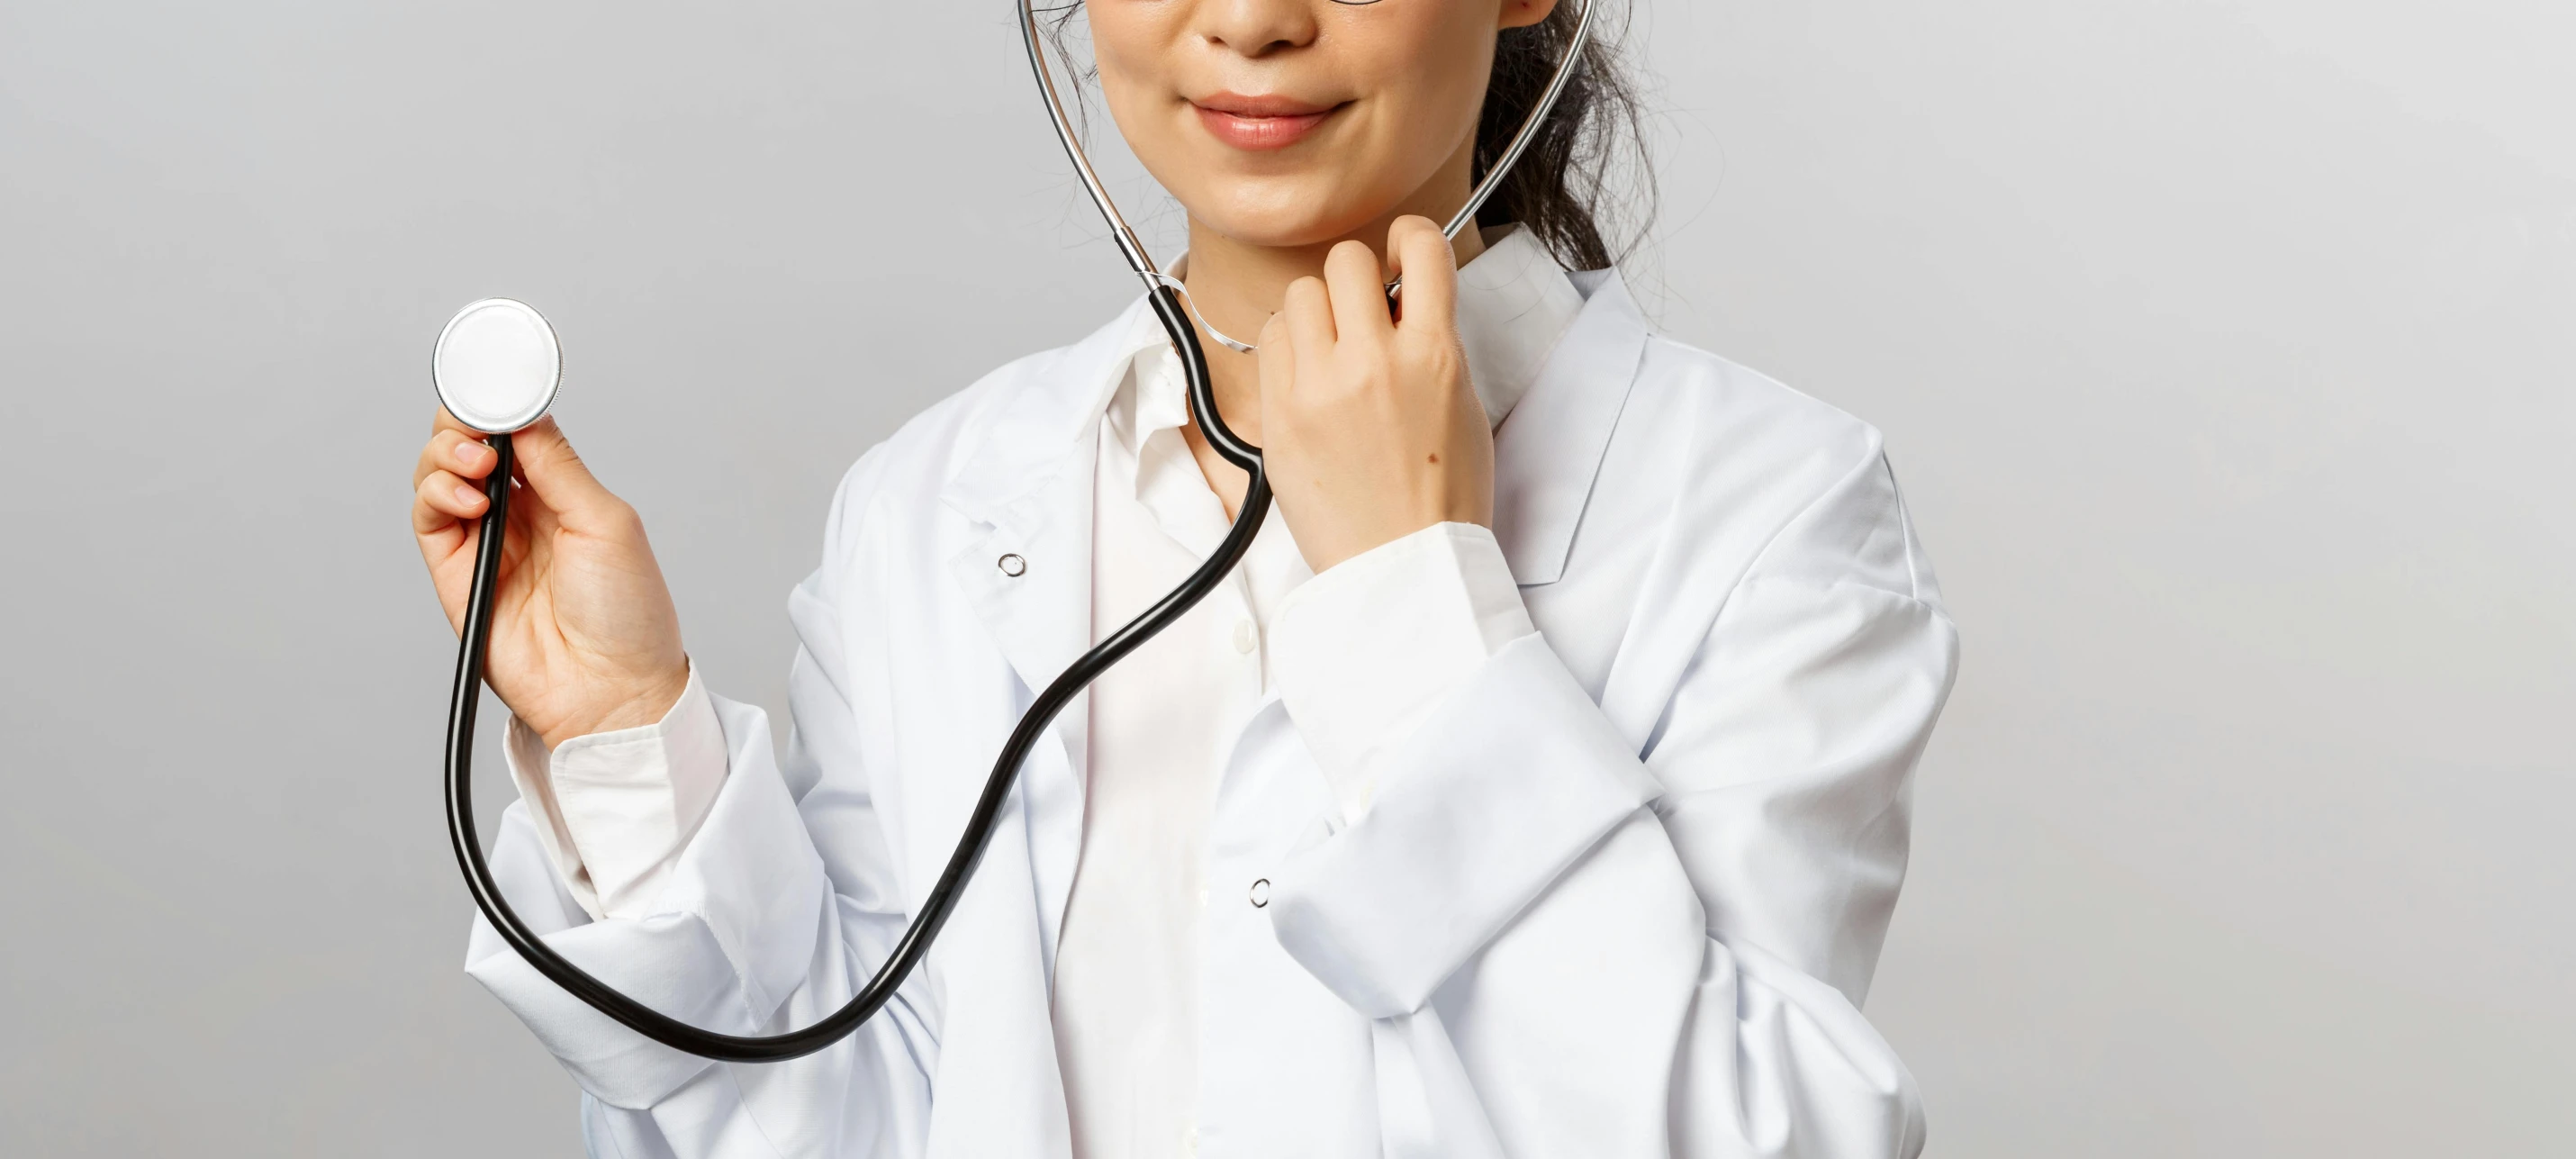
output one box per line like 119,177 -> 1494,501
435,0 -> 1595,1064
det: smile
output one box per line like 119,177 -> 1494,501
1190,93 -> 1344,151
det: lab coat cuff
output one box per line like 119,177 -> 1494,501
1268,633 -> 1660,1019
502,664 -> 730,921
1272,521 -> 1534,824
466,692 -> 832,1105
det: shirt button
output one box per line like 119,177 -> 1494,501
996,552 -> 1026,577
1249,878 -> 1270,908
1232,619 -> 1258,655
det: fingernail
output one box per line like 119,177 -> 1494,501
454,484 -> 484,508
456,441 -> 488,467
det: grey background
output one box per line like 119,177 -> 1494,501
2,1 -> 2568,1154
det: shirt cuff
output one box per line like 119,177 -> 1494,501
1271,521 -> 1536,823
501,663 -> 729,921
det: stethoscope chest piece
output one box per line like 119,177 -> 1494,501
434,297 -> 561,434
439,0 -> 1595,1064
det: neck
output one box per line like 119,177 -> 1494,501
1175,152 -> 1487,454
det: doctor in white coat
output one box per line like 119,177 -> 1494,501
409,2 -> 1957,1156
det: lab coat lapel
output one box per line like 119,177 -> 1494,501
944,447 -> 1091,982
939,296 -> 1156,982
917,794 -> 1076,1159
1492,270 -> 1650,585
943,439 -> 1095,769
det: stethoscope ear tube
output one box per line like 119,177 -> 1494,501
443,288 -> 1267,1063
451,0 -> 1586,1066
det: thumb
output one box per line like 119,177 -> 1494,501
505,417 -> 619,520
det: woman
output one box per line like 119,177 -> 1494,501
410,1 -> 1957,1154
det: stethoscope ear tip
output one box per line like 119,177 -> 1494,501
433,297 -> 562,435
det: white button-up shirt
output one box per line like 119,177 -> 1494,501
504,228 -> 1586,1158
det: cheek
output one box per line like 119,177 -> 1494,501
1098,77 -> 1174,167
1288,36 -> 1492,216
1334,11 -> 1501,180
1378,9 -> 1500,149
1090,21 -> 1192,185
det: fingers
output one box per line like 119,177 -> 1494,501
1383,216 -> 1458,335
415,426 -> 500,489
413,411 -> 502,554
504,417 -> 624,522
1281,274 -> 1337,365
420,408 -> 605,516
413,468 -> 487,536
1321,240 -> 1393,344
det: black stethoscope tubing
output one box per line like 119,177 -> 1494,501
445,0 -> 1589,1066
444,287 -> 1263,1064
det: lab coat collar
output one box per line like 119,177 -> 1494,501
939,266 -> 1651,589
1454,223 -> 1589,427
940,292 -> 1161,536
1492,268 -> 1650,584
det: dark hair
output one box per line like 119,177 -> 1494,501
1045,2 -> 1654,272
1473,3 -> 1653,271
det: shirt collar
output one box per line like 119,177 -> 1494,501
1100,224 -> 1589,458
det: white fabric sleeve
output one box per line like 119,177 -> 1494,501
1269,449 -> 1955,1158
501,663 -> 729,921
1270,521 -> 1534,823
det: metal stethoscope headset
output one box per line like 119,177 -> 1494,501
436,0 -> 1595,1063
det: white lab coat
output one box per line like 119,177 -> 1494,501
465,269 -> 1959,1158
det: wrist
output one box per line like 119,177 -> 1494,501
1300,493 -> 1492,574
536,662 -> 692,751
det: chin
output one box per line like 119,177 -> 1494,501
1185,173 -> 1400,251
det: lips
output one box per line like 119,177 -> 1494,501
1192,92 -> 1342,151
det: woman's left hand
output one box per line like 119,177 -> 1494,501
1257,215 -> 1495,574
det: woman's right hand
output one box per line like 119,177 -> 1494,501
411,410 -> 690,751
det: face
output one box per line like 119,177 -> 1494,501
1088,0 -> 1558,251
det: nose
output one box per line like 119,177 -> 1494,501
1195,0 -> 1319,58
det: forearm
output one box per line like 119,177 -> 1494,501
466,686 -> 935,1134
1415,808 -> 1925,1158
1266,549 -> 1948,1155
